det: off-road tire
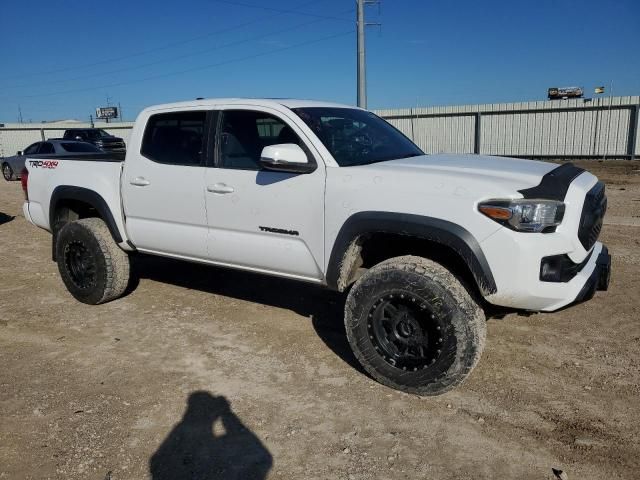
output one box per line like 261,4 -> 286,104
2,163 -> 13,181
345,255 -> 486,395
55,218 -> 130,305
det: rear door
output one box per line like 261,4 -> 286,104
121,110 -> 212,259
203,106 -> 325,280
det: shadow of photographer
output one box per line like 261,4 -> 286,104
150,391 -> 272,480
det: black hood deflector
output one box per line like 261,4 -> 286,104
518,163 -> 585,201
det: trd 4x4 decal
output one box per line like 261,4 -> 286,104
29,160 -> 59,169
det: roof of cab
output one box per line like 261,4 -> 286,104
141,98 -> 360,113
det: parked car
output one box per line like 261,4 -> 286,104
22,98 -> 611,396
62,128 -> 126,152
2,140 -> 103,181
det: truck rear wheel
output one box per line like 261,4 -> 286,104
55,218 -> 130,305
344,255 -> 486,395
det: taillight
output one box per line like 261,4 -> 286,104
21,168 -> 29,200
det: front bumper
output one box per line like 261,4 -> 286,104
483,240 -> 610,312
480,171 -> 611,312
573,245 -> 611,304
483,236 -> 611,312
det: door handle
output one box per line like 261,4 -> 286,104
130,177 -> 150,186
207,183 -> 235,194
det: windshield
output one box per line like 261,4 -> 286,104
292,107 -> 423,166
60,142 -> 102,153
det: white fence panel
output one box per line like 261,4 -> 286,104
2,98 -> 639,160
375,95 -> 639,159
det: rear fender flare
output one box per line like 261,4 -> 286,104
50,185 -> 123,244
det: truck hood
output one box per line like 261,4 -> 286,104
371,153 -> 557,191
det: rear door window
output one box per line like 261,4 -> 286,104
141,111 -> 207,166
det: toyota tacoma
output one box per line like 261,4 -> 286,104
22,98 -> 611,395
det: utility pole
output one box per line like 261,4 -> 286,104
105,95 -> 112,123
357,0 -> 366,108
356,0 -> 380,109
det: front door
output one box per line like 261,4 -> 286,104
121,110 -> 211,259
204,107 -> 325,281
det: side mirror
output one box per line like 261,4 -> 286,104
17,151 -> 23,156
259,144 -> 315,174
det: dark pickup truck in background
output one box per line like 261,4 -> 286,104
63,128 -> 126,152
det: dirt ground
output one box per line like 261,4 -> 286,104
1,160 -> 639,480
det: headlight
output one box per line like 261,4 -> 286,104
478,199 -> 565,233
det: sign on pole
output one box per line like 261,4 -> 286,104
95,107 -> 119,120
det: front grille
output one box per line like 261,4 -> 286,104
578,182 -> 607,250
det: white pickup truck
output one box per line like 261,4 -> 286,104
22,98 -> 610,395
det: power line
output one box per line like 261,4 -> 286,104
0,0 -> 331,83
4,12 -> 351,91
3,30 -> 354,100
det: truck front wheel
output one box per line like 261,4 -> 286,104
344,255 -> 486,395
55,218 -> 130,305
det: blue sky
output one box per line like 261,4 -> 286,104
1,0 -> 638,122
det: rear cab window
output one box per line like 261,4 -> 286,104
141,111 -> 208,166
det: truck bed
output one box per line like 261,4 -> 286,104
24,156 -> 126,242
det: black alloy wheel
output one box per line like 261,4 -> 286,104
368,292 -> 446,371
344,255 -> 486,395
56,218 -> 130,304
64,240 -> 97,290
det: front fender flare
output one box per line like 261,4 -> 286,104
326,212 -> 497,296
